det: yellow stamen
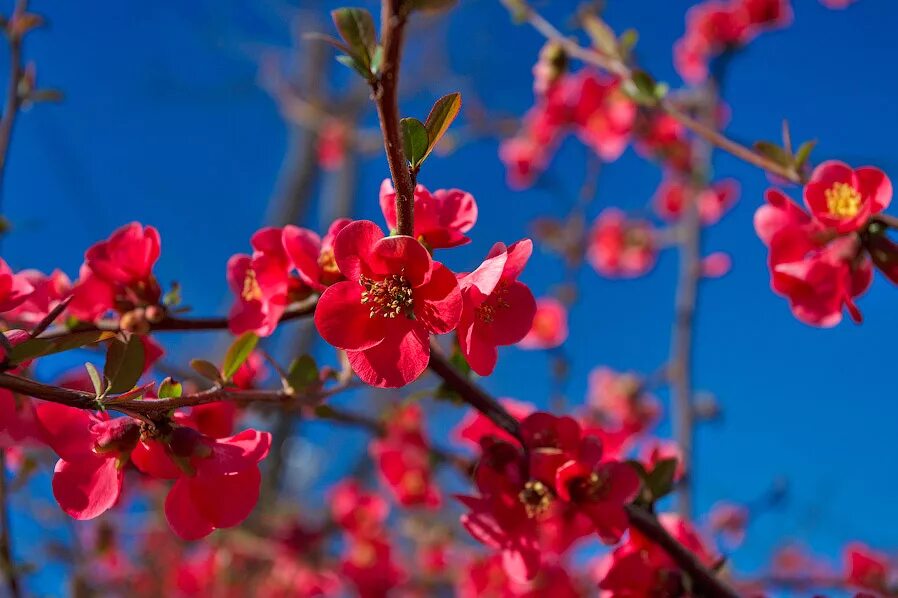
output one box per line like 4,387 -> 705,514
360,274 -> 414,319
241,268 -> 263,302
825,182 -> 862,218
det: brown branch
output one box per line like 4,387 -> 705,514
38,297 -> 318,340
372,0 -> 414,237
625,505 -> 739,598
504,0 -> 803,185
0,0 -> 27,199
427,348 -> 524,444
0,371 -> 330,420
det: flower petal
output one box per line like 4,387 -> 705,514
164,476 -> 216,540
314,281 -> 387,351
347,320 -> 430,388
52,455 -> 122,520
413,262 -> 462,335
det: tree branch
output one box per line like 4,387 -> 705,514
503,0 -> 803,185
0,0 -> 28,201
373,0 -> 415,236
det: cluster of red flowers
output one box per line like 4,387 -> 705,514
674,0 -> 793,83
755,160 -> 895,326
500,69 -> 635,190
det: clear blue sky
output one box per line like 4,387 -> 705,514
3,0 -> 897,594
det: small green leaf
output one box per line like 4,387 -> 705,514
104,335 -> 146,395
423,92 -> 461,162
190,359 -> 222,384
222,332 -> 259,381
618,29 -> 639,56
622,70 -> 665,106
582,14 -> 617,56
369,45 -> 384,75
793,139 -> 817,170
753,141 -> 792,168
287,355 -> 319,392
400,117 -> 429,169
158,377 -> 183,399
9,330 -> 115,365
84,362 -> 104,398
646,457 -> 679,501
335,54 -> 374,80
163,282 -> 182,307
331,8 -> 376,68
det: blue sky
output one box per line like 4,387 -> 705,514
3,0 -> 897,594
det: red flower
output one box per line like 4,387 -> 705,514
316,118 -> 348,171
0,259 -> 34,315
708,501 -> 749,548
654,177 -> 740,225
587,209 -> 657,278
586,367 -> 660,434
597,513 -> 716,596
330,479 -> 389,537
459,555 -> 580,598
369,404 -> 441,508
340,536 -> 407,598
845,542 -> 891,592
282,218 -> 351,292
499,137 -> 551,191
756,188 -> 872,326
804,160 -> 892,233
457,239 -> 537,375
640,439 -> 686,482
518,297 -> 568,349
230,350 -> 267,390
0,389 -> 40,447
702,251 -> 733,278
568,72 -> 635,163
3,268 -> 70,324
314,220 -> 462,387
379,180 -> 478,249
69,223 -> 162,321
34,404 -> 140,520
227,227 -> 295,337
452,397 -> 534,449
554,443 -> 640,544
132,426 -> 271,540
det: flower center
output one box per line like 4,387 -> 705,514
518,479 -> 552,518
318,248 -> 339,274
475,282 -> 511,323
360,274 -> 414,319
568,470 -> 608,503
241,268 -> 263,302
825,182 -> 862,218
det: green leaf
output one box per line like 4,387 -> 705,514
103,335 -> 146,395
158,377 -> 183,399
582,14 -> 617,56
331,8 -> 376,68
8,330 -> 115,365
400,117 -> 429,169
622,70 -> 665,106
222,332 -> 259,381
84,362 -> 104,398
646,457 -> 679,501
793,139 -> 817,170
286,355 -> 319,392
190,359 -> 222,384
618,29 -> 639,57
423,93 -> 461,163
335,54 -> 374,80
753,141 -> 792,168
163,281 -> 182,307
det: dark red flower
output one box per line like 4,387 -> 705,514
330,479 -> 389,537
845,542 -> 891,593
314,220 -> 462,387
654,177 -> 740,225
457,239 -> 537,375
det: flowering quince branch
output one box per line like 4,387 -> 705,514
501,0 -> 804,185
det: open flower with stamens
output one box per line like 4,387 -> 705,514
282,218 -> 351,292
804,161 -> 892,234
314,220 -> 462,388
457,239 -> 536,376
227,227 -> 296,337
